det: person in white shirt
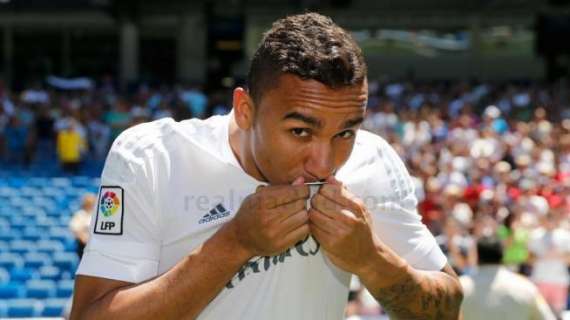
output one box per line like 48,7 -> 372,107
528,213 -> 570,317
70,13 -> 462,320
460,235 -> 556,320
68,193 -> 97,259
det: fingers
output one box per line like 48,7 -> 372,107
256,184 -> 310,209
318,183 -> 365,218
310,193 -> 340,219
279,209 -> 309,235
272,198 -> 307,221
279,224 -> 310,248
308,208 -> 338,234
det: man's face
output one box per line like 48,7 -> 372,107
246,74 -> 367,184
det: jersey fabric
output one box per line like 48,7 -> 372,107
76,111 -> 447,320
460,265 -> 556,320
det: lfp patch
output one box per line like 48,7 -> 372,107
94,186 -> 124,235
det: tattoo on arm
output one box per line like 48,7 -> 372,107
373,267 -> 462,320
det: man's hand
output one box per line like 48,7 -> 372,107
308,176 -> 384,275
230,177 -> 311,257
309,176 -> 462,319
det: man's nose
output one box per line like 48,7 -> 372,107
305,143 -> 335,181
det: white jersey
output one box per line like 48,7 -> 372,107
77,112 -> 447,320
460,266 -> 556,320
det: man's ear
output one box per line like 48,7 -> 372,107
233,87 -> 255,130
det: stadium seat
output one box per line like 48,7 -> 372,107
0,253 -> 23,270
0,300 -> 6,318
22,227 -> 42,242
49,226 -> 73,243
42,298 -> 68,317
24,252 -> 51,269
9,240 -> 35,255
56,279 -> 74,298
37,239 -> 65,254
26,280 -> 56,299
10,267 -> 37,282
6,299 -> 42,317
0,229 -> 18,242
0,240 -> 8,251
0,267 -> 9,282
0,282 -> 24,299
38,265 -> 60,281
53,252 -> 78,272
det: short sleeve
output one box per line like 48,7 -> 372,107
76,128 -> 162,283
364,138 -> 447,271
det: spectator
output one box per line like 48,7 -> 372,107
528,213 -> 570,317
460,235 -> 556,320
104,98 -> 131,141
56,121 -> 86,174
2,115 -> 31,166
497,211 -> 531,275
69,193 -> 97,259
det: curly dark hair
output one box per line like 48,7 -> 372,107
247,12 -> 367,104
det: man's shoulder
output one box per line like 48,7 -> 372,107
110,118 -> 177,160
352,129 -> 394,161
110,115 -> 228,161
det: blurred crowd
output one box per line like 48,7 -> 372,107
356,80 -> 570,319
1,78 -> 570,318
0,78 -> 232,173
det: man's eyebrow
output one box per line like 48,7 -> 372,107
282,111 -> 322,128
342,116 -> 364,129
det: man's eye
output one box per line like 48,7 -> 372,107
291,128 -> 310,137
336,130 -> 355,139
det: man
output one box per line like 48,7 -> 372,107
460,236 -> 555,320
70,13 -> 462,320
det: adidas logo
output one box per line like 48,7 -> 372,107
199,203 -> 231,224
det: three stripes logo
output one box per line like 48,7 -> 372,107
199,203 -> 230,224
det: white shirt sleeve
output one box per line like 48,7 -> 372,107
364,137 -> 447,271
76,128 -> 162,283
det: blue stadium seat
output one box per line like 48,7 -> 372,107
49,227 -> 73,243
37,240 -> 65,254
38,265 -> 60,281
0,253 -> 23,270
6,299 -> 42,317
24,252 -> 51,269
0,217 -> 8,228
36,215 -> 58,228
56,279 -> 74,298
0,283 -> 25,299
9,240 -> 35,255
26,280 -> 56,299
8,217 -> 27,232
22,227 -> 42,242
63,238 -> 77,252
10,267 -> 37,282
0,267 -> 9,282
0,300 -> 6,318
51,178 -> 72,188
53,252 -> 78,272
0,240 -> 8,251
0,229 -> 19,242
42,298 -> 68,317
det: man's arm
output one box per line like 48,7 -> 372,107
308,177 -> 463,320
359,257 -> 463,320
71,223 -> 252,320
71,182 -> 311,320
